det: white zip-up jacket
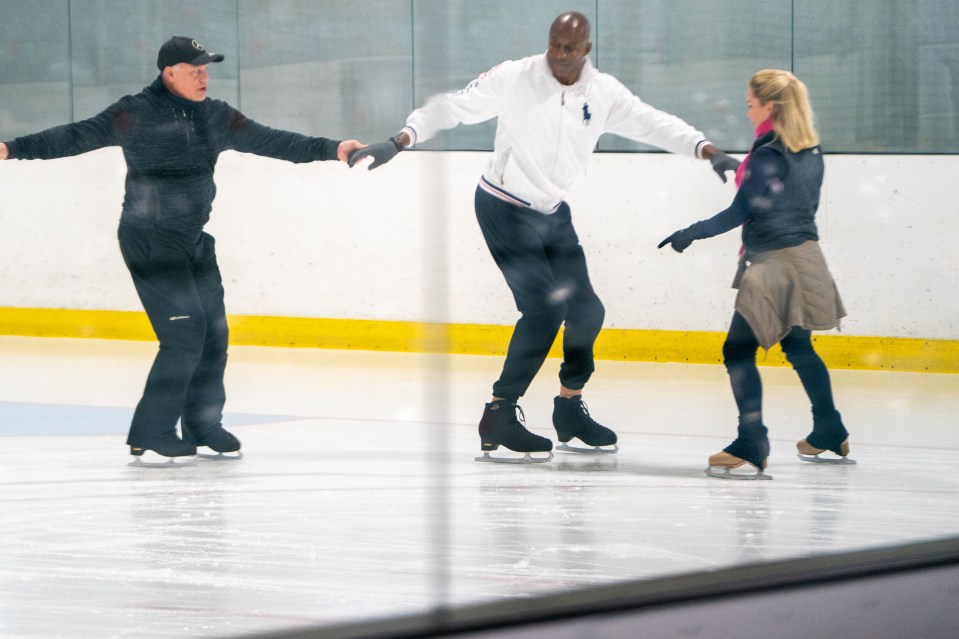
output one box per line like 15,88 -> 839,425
403,54 -> 711,214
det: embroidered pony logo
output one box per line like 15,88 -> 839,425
582,101 -> 592,126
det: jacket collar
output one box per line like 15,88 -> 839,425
539,54 -> 597,89
753,128 -> 777,151
150,74 -> 202,109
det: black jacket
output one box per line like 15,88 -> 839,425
5,76 -> 341,231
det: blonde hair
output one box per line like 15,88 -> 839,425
749,69 -> 819,152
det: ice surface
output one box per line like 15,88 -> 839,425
1,336 -> 957,638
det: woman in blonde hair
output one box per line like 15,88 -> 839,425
658,69 -> 852,479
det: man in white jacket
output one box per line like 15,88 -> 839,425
350,11 -> 739,462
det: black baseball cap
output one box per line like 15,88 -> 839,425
157,36 -> 225,70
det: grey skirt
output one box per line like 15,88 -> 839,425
733,240 -> 846,349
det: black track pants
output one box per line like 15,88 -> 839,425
118,223 -> 229,447
474,187 -> 605,401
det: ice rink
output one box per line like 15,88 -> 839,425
2,335 -> 958,638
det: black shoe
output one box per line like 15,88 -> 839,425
552,396 -> 617,447
192,426 -> 241,454
479,400 -> 552,453
130,435 -> 197,458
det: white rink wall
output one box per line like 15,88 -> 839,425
0,149 -> 956,340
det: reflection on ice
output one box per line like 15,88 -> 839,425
1,337 -> 958,637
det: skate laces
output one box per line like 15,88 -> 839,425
575,399 -> 600,426
495,402 -> 528,431
513,403 -> 526,427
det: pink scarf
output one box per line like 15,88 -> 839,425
735,119 -> 774,188
734,119 -> 774,256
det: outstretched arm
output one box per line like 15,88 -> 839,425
658,148 -> 785,253
700,143 -> 741,184
350,61 -> 515,171
658,199 -> 750,253
347,135 -> 406,170
1,99 -> 127,161
605,83 -> 740,182
336,139 -> 365,163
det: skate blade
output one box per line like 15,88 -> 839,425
556,442 -> 618,455
474,451 -> 554,464
197,450 -> 244,461
797,453 -> 856,465
705,465 -> 772,480
128,452 -> 197,468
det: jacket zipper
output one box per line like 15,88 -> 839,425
550,90 -> 566,179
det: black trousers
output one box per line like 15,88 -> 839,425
474,187 -> 605,401
117,223 -> 229,447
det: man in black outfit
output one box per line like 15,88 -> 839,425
0,37 -> 363,464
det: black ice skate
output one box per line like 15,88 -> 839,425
189,426 -> 243,461
475,400 -> 553,464
129,435 -> 197,468
706,422 -> 771,480
552,396 -> 618,454
797,410 -> 855,465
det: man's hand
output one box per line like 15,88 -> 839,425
708,150 -> 740,183
0,142 -> 8,161
658,228 -> 695,253
337,140 -> 365,163
348,137 -> 403,170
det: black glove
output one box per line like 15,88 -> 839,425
348,136 -> 403,170
709,150 -> 741,183
658,228 -> 696,253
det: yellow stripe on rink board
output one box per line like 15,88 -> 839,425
0,307 -> 156,341
593,328 -> 959,374
0,306 -> 956,374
